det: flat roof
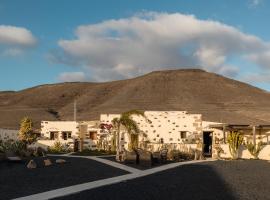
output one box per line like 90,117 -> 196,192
209,123 -> 270,130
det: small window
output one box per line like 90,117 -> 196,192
89,131 -> 97,140
180,131 -> 187,139
170,138 -> 173,141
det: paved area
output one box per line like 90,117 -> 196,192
0,156 -> 127,200
53,160 -> 270,200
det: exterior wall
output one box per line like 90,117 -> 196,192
0,128 -> 19,141
101,111 -> 202,151
219,144 -> 270,160
41,121 -> 79,139
204,123 -> 270,160
39,120 -> 101,150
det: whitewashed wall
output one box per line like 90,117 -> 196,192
101,111 -> 202,150
0,128 -> 19,141
39,121 -> 101,150
41,121 -> 79,139
219,144 -> 270,160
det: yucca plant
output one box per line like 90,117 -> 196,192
246,141 -> 264,159
227,131 -> 243,159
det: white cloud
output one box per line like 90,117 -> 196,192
241,72 -> 270,84
248,0 -> 262,8
57,72 -> 87,82
52,12 -> 270,81
247,51 -> 270,68
0,25 -> 36,56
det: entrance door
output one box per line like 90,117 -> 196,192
203,132 -> 212,157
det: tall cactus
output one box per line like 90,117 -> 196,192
227,131 -> 243,159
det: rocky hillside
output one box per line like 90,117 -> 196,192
1,69 -> 270,129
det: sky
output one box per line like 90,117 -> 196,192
1,0 -> 270,91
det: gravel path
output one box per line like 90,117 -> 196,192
0,156 -> 128,200
54,160 -> 270,200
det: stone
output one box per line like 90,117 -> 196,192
44,159 -> 52,166
56,159 -> 66,164
27,160 -> 37,169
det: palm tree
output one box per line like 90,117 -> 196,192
112,110 -> 148,160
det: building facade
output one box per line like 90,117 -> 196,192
0,128 -> 19,141
100,111 -> 203,151
37,120 -> 101,150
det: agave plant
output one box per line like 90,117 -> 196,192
246,141 -> 264,159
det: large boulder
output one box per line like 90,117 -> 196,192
27,160 -> 37,169
44,159 -> 52,166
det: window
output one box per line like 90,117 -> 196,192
62,132 -> 72,140
89,131 -> 97,140
50,132 -> 57,140
180,131 -> 187,139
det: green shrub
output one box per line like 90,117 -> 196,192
0,140 -> 26,155
47,141 -> 70,154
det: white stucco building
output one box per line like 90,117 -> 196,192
100,111 -> 203,151
37,120 -> 101,150
0,128 -> 19,141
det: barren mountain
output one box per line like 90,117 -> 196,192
1,69 -> 270,129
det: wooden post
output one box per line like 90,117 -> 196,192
253,126 -> 256,145
79,124 -> 87,152
223,124 -> 226,143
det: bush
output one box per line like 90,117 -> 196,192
0,140 -> 26,155
168,149 -> 195,161
47,141 -> 71,154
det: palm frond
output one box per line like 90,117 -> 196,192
122,110 -> 145,118
112,117 -> 120,127
120,116 -> 140,134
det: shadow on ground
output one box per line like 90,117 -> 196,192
55,160 -> 270,200
0,156 -> 128,200
55,162 -> 235,200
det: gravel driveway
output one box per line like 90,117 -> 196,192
0,156 -> 128,200
55,160 -> 270,200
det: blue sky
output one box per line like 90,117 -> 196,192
1,0 -> 270,91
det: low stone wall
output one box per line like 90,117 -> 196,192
0,128 -> 19,141
146,143 -> 197,152
31,139 -> 98,150
219,144 -> 270,160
